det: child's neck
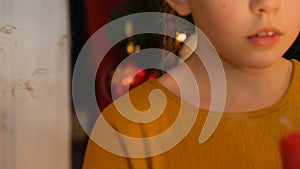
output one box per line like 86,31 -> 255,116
158,54 -> 293,113
217,57 -> 293,112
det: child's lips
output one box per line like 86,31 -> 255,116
247,27 -> 282,46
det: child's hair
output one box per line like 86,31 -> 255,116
159,1 -> 194,70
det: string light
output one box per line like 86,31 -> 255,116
134,45 -> 141,52
127,42 -> 135,54
176,32 -> 187,42
121,77 -> 133,86
127,42 -> 141,54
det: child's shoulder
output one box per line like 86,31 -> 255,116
98,79 -> 185,138
291,59 -> 300,66
101,79 -> 180,122
103,80 -> 172,113
291,59 -> 300,71
291,59 -> 300,85
279,59 -> 300,110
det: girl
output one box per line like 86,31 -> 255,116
83,0 -> 300,168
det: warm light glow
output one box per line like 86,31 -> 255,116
149,74 -> 156,79
127,42 -> 141,54
176,32 -> 187,42
137,70 -> 146,77
127,42 -> 135,54
121,77 -> 133,86
134,45 -> 141,52
125,20 -> 133,37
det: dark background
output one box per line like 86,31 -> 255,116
69,0 -> 160,168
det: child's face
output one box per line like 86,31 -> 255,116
169,0 -> 300,68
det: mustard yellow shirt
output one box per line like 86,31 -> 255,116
83,59 -> 300,169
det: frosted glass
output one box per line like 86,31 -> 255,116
0,0 -> 70,169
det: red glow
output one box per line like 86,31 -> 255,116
138,70 -> 146,77
121,77 -> 133,86
110,62 -> 158,97
149,74 -> 156,79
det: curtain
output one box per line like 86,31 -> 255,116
0,0 -> 70,169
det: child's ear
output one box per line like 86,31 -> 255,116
166,0 -> 191,16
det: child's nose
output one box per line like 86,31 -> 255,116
249,0 -> 280,15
